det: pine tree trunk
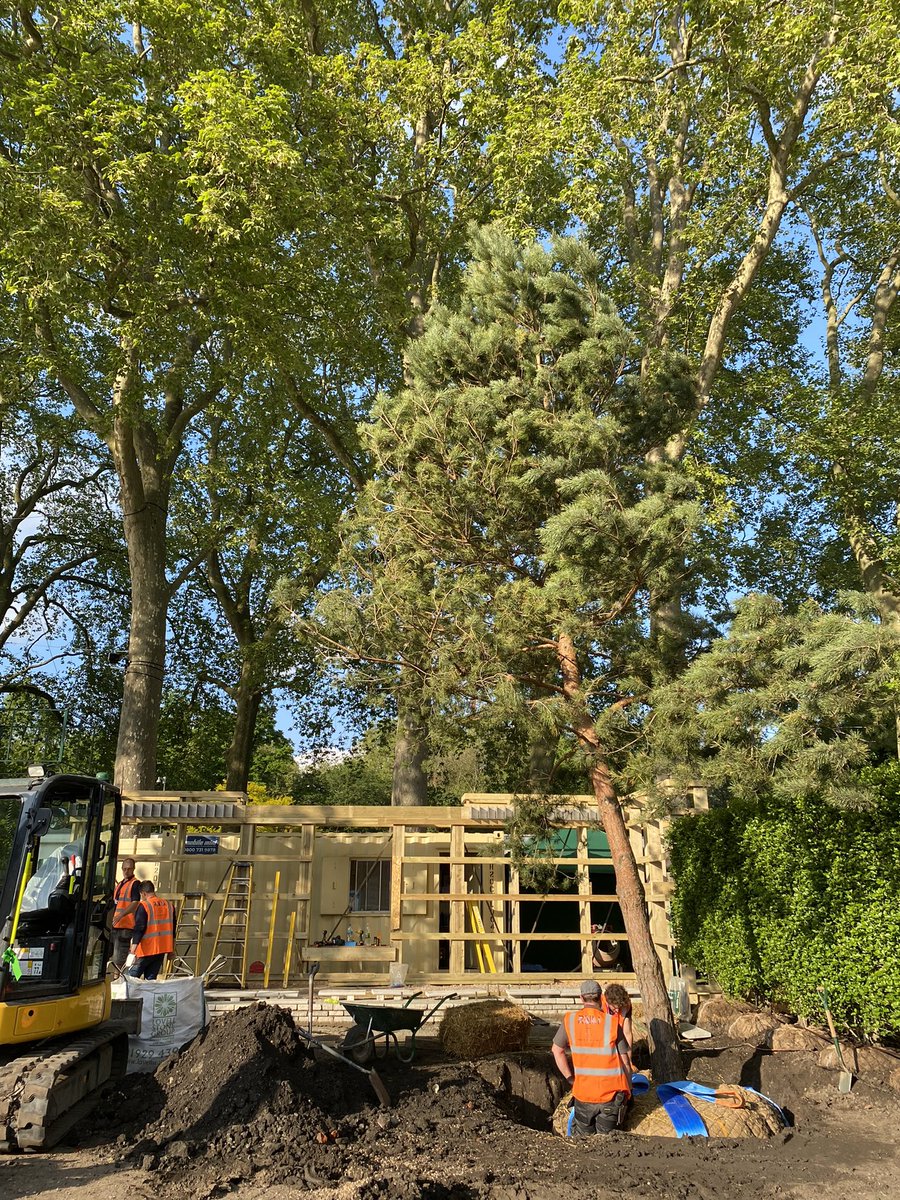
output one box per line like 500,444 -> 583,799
114,502 -> 167,793
391,695 -> 428,805
225,657 -> 262,791
557,633 -> 683,1082
587,758 -> 683,1082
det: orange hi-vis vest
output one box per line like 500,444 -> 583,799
112,878 -> 139,930
135,895 -> 175,957
563,1003 -> 631,1105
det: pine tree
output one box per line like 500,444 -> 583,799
319,226 -> 702,1079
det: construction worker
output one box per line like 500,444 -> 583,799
125,880 -> 174,980
551,979 -> 632,1136
110,857 -> 142,968
604,982 -> 635,1076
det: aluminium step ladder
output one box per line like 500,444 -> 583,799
208,861 -> 254,986
166,891 -> 208,978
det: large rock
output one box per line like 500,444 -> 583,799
726,1012 -> 779,1045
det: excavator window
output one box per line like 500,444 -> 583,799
0,797 -> 18,894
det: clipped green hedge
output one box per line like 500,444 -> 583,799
668,764 -> 900,1037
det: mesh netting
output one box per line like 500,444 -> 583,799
552,1085 -> 782,1139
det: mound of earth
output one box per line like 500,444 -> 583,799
73,1001 -> 900,1200
89,1003 -> 518,1198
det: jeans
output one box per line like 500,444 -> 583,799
110,929 -> 133,968
128,953 -> 165,980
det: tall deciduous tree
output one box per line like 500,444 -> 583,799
318,228 -> 700,1078
0,5 -> 371,788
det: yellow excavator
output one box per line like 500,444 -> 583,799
0,771 -> 133,1151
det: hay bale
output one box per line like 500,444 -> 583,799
439,1000 -> 530,1059
727,1012 -> 778,1045
771,1024 -> 824,1051
551,1085 -> 782,1140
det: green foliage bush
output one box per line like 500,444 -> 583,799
668,764 -> 900,1037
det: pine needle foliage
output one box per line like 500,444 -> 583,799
636,593 -> 900,809
317,225 -> 700,744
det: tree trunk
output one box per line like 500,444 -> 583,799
587,758 -> 683,1082
556,632 -> 683,1081
225,656 -> 263,791
391,695 -> 429,805
114,501 -> 168,793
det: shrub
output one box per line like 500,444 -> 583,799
668,764 -> 900,1037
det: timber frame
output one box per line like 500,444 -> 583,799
119,789 -> 708,987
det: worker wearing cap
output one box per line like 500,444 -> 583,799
552,979 -> 632,1136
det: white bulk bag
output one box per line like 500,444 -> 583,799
123,974 -> 207,1073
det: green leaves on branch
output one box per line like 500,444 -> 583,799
668,767 -> 900,1036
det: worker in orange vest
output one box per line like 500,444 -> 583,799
125,880 -> 175,980
110,857 -> 142,968
551,979 -> 632,1135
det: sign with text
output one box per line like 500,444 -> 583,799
184,834 -> 219,856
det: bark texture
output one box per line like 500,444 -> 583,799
557,633 -> 683,1082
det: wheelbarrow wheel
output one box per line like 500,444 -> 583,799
341,1024 -> 375,1065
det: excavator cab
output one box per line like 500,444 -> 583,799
0,772 -> 131,1150
0,772 -> 120,1039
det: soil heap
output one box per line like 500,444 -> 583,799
90,1002 -> 517,1199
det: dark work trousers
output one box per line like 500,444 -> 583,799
128,953 -> 165,980
572,1093 -> 629,1136
111,929 -> 132,968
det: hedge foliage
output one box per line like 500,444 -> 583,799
667,764 -> 900,1037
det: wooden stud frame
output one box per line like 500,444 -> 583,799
121,789 -> 708,985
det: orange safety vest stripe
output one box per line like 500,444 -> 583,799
563,1005 -> 631,1105
113,878 -> 139,929
135,895 -> 175,956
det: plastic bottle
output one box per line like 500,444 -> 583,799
346,925 -> 355,946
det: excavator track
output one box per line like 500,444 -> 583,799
0,1023 -> 129,1152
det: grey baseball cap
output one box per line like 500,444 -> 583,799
579,979 -> 601,998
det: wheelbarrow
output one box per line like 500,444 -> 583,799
340,991 -> 457,1064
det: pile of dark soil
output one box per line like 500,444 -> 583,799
82,1002 -> 900,1200
88,1003 -> 518,1198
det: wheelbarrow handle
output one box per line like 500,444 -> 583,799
402,990 -> 424,1009
421,992 -> 458,1023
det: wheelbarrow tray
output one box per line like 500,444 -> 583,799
342,1001 -> 432,1033
340,993 -> 456,1063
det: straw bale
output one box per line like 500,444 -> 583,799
438,1000 -> 531,1059
552,1086 -> 782,1140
